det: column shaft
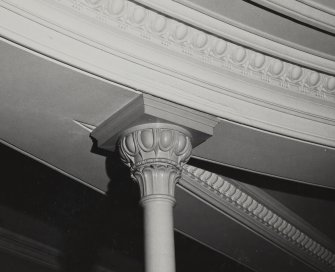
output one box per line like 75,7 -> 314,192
142,196 -> 176,272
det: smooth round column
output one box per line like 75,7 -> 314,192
141,195 -> 176,272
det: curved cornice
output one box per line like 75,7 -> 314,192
138,0 -> 335,73
249,0 -> 335,34
1,0 -> 335,147
181,165 -> 335,272
71,0 -> 335,100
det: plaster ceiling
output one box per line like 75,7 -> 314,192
0,40 -> 138,192
1,35 -> 335,271
298,0 -> 335,12
193,121 -> 335,189
1,38 -> 335,190
174,0 -> 335,60
0,38 -> 335,191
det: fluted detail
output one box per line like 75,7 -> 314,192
118,124 -> 192,198
133,165 -> 180,198
183,165 -> 335,269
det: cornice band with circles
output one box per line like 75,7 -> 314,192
182,165 -> 335,269
56,0 -> 335,101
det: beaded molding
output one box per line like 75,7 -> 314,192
182,165 -> 335,270
53,0 -> 335,101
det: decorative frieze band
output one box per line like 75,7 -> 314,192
54,0 -> 335,101
182,165 -> 335,271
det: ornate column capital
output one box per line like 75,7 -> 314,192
118,123 -> 192,200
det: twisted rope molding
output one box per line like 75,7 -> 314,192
53,0 -> 335,101
182,165 -> 335,270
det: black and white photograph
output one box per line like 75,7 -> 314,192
0,0 -> 334,271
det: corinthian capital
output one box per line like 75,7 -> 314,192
118,123 -> 192,199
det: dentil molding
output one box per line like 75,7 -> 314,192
180,165 -> 335,272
